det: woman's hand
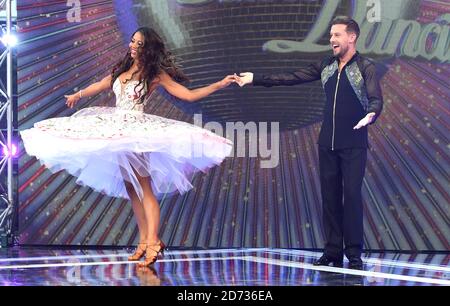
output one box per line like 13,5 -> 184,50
216,74 -> 238,89
64,93 -> 80,108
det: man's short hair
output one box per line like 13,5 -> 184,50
331,16 -> 360,41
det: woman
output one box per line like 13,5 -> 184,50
20,27 -> 235,267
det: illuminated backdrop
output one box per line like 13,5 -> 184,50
17,0 -> 449,251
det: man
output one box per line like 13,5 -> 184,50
237,17 -> 383,270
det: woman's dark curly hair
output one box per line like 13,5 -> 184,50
110,27 -> 189,104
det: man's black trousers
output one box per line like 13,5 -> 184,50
318,146 -> 367,259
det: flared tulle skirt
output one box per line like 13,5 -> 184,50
20,107 -> 233,201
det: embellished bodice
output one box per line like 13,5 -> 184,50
112,78 -> 148,112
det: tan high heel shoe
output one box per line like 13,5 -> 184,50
137,240 -> 166,267
128,242 -> 147,261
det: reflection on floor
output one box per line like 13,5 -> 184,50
0,247 -> 448,286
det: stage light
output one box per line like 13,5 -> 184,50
2,144 -> 17,157
1,34 -> 17,47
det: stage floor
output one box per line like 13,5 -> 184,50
0,247 -> 448,286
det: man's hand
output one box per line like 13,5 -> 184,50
353,112 -> 376,129
237,72 -> 254,87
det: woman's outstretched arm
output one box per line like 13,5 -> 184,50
158,70 -> 237,102
65,74 -> 112,108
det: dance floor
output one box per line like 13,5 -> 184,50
0,247 -> 448,286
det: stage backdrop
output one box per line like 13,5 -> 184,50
17,0 -> 449,251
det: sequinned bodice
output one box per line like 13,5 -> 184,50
113,78 -> 148,112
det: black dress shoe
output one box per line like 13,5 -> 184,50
313,255 -> 343,267
348,257 -> 363,270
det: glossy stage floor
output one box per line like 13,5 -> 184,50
0,247 -> 448,286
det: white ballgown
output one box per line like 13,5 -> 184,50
20,78 -> 233,201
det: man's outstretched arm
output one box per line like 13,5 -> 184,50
353,62 -> 384,129
237,60 -> 323,87
363,62 -> 383,124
